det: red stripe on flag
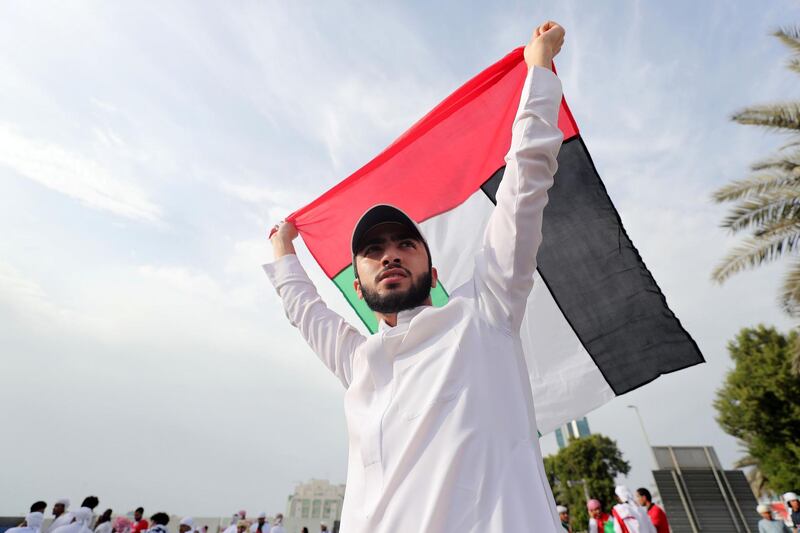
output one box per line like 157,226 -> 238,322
289,47 -> 579,278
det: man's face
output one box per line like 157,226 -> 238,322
258,519 -> 265,526
54,504 -> 65,517
180,526 -> 191,533
353,223 -> 437,314
792,500 -> 800,512
589,508 -> 600,519
134,511 -> 142,521
761,511 -> 773,520
635,493 -> 647,507
237,526 -> 246,533
559,512 -> 569,522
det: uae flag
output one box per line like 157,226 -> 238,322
286,47 -> 704,433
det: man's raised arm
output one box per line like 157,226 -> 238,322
474,22 -> 565,332
264,221 -> 366,387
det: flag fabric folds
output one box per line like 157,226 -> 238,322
286,47 -> 703,434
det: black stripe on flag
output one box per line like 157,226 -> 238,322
480,136 -> 704,394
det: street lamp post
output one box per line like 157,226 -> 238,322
627,404 -> 659,469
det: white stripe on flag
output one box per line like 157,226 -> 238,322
420,190 -> 615,434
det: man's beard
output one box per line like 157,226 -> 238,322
361,269 -> 433,314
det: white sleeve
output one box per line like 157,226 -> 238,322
473,65 -> 563,332
263,254 -> 366,387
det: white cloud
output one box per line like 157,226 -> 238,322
0,124 -> 161,222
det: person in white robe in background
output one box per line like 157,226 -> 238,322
52,507 -> 93,533
7,512 -> 45,533
612,486 -> 655,533
47,499 -> 73,533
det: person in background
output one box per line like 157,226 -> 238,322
557,505 -> 572,532
613,486 -> 655,533
635,488 -> 669,533
268,515 -> 283,533
235,521 -> 249,533
784,493 -> 800,532
52,506 -> 94,533
249,513 -> 269,533
758,504 -> 791,533
93,510 -> 112,533
22,501 -> 47,529
178,518 -> 193,533
223,512 -> 246,533
7,511 -> 45,533
588,499 -> 614,533
221,517 -> 234,533
79,497 -> 99,528
301,529 -> 308,533
146,513 -> 169,533
130,508 -> 148,533
48,500 -> 73,533
319,524 -> 328,533
112,516 -> 132,533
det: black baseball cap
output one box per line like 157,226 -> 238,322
351,204 -> 426,256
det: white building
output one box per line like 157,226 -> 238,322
284,479 -> 345,533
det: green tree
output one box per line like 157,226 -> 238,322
712,27 -> 800,317
714,325 -> 800,494
544,434 -> 630,530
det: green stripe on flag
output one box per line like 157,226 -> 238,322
332,266 -> 449,333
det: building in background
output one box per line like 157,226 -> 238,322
651,445 -> 759,533
555,417 -> 591,449
285,479 -> 345,533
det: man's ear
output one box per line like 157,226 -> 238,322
353,278 -> 364,300
431,266 -> 438,288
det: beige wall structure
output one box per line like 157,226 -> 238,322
284,479 -> 345,533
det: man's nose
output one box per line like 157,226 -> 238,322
381,246 -> 402,266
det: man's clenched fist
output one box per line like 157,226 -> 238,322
269,220 -> 299,259
524,21 -> 565,70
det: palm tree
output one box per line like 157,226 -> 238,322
734,452 -> 770,499
713,27 -> 800,317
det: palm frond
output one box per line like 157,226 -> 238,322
774,26 -> 800,56
756,215 -> 800,238
713,171 -> 800,202
750,150 -> 800,172
719,187 -> 800,232
792,331 -> 800,375
733,103 -> 800,133
712,228 -> 800,282
780,138 -> 800,151
788,57 -> 800,75
734,453 -> 769,497
781,260 -> 800,317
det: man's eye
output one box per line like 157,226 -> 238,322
401,240 -> 416,247
364,246 -> 380,255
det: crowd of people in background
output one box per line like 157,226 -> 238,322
11,489 -> 800,533
555,485 -> 669,533
5,499 -> 291,533
756,492 -> 800,533
555,486 -> 800,533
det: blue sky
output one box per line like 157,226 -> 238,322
2,0 -> 799,517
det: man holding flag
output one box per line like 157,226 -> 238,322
266,20 -> 567,532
